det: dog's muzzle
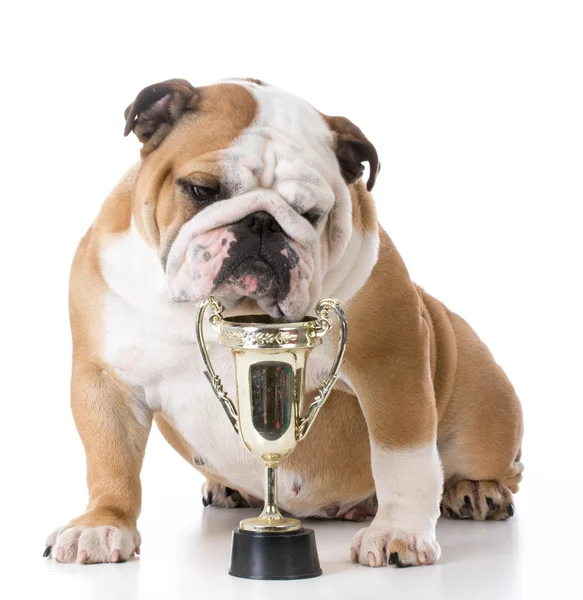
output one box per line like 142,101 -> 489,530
213,211 -> 300,301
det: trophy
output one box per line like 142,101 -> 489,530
195,297 -> 347,580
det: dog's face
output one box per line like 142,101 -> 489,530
125,79 -> 379,320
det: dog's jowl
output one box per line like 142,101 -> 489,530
45,78 -> 524,566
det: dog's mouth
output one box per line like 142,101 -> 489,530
213,254 -> 287,318
226,255 -> 278,294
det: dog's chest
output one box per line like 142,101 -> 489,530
102,290 -> 257,485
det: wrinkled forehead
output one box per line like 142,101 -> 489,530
169,82 -> 339,192
222,81 -> 337,189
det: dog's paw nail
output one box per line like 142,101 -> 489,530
77,550 -> 88,564
388,551 -> 399,566
418,551 -> 427,564
43,546 -> 52,558
486,497 -> 498,511
507,503 -> 515,517
350,547 -> 358,563
111,550 -> 121,563
135,546 -> 141,555
56,547 -> 65,562
458,494 -> 474,518
367,552 -> 376,567
447,508 -> 459,519
202,496 -> 209,507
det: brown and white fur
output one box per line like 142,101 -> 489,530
45,78 -> 523,567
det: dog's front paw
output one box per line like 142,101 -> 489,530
350,524 -> 440,568
45,524 -> 140,564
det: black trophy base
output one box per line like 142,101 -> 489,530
228,527 -> 322,580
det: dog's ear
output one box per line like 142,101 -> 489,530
124,79 -> 200,146
324,116 -> 380,191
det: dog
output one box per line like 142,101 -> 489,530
45,78 -> 524,567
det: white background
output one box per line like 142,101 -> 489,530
1,1 -> 582,599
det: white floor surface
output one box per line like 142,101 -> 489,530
9,447 -> 581,600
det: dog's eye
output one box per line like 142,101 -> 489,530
302,209 -> 321,226
178,179 -> 221,204
189,184 -> 220,203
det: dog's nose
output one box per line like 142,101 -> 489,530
240,211 -> 283,235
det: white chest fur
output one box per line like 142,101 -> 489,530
99,225 -> 345,505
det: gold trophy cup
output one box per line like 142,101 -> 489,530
195,296 -> 347,580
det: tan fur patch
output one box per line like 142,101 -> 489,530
132,83 -> 258,253
344,229 -> 438,448
69,362 -> 151,530
349,180 -> 379,235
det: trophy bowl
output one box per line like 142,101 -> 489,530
196,297 -> 347,580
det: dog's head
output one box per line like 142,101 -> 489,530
124,78 -> 379,320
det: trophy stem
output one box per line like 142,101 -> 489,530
262,466 -> 281,521
239,464 -> 301,533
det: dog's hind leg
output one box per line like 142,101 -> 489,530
436,309 -> 524,521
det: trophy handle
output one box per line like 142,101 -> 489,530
296,298 -> 348,441
195,297 -> 240,434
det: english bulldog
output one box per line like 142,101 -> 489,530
44,78 -> 524,567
